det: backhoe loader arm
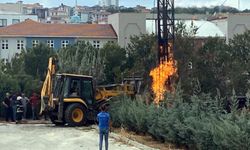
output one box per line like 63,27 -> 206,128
40,57 -> 56,114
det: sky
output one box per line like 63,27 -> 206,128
1,0 -> 250,10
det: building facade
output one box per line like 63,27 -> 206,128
22,3 -> 43,14
48,3 -> 72,24
210,13 -> 250,43
108,13 -> 146,47
0,19 -> 117,61
0,1 -> 23,14
0,12 -> 38,27
99,0 -> 119,7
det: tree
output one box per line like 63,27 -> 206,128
0,44 -> 51,94
174,21 -> 200,97
228,31 -> 250,95
190,30 -> 250,97
58,42 -> 104,83
126,34 -> 157,88
194,38 -> 231,96
24,44 -> 55,80
100,42 -> 127,84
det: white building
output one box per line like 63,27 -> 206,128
0,1 -> 23,14
146,20 -> 225,38
0,19 -> 117,61
0,11 -> 38,27
0,38 -> 26,62
99,0 -> 119,7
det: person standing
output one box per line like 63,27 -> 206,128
21,93 -> 29,119
97,105 -> 110,150
30,92 -> 39,120
16,96 -> 24,124
2,93 -> 14,122
10,93 -> 17,121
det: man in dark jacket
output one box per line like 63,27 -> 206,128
2,93 -> 14,122
10,93 -> 17,121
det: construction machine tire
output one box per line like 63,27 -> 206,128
65,103 -> 87,126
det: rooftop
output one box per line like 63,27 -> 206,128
146,20 -> 225,37
0,19 -> 117,38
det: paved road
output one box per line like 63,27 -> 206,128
0,122 -> 140,150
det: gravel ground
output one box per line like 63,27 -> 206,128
0,122 -> 141,150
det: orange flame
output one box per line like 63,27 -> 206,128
150,58 -> 177,104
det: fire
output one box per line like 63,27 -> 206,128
150,58 -> 177,104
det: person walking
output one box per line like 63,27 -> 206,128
2,93 -> 14,122
21,93 -> 29,119
97,105 -> 110,150
30,92 -> 39,120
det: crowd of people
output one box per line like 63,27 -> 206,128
1,92 -> 42,123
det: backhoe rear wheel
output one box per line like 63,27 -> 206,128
65,103 -> 87,126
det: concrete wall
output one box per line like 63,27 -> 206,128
212,14 -> 250,43
0,14 -> 38,26
227,14 -> 250,40
108,13 -> 146,47
0,37 -> 26,61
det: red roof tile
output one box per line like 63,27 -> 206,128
0,19 -> 117,39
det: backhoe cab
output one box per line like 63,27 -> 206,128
40,58 -> 108,126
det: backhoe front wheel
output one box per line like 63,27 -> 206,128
65,103 -> 87,126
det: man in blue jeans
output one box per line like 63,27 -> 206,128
97,105 -> 110,150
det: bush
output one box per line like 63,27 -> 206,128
0,74 -> 19,118
109,94 -> 250,150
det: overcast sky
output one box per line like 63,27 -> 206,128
1,0 -> 250,10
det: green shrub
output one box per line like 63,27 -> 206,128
109,93 -> 250,150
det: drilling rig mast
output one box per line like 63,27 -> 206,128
157,0 -> 175,63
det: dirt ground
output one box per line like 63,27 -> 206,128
112,127 -> 182,150
0,122 -> 144,150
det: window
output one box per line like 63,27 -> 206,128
61,40 -> 69,48
17,40 -> 24,50
12,19 -> 20,24
1,40 -> 8,50
0,19 -> 7,27
93,40 -> 100,49
77,40 -> 85,45
69,79 -> 80,97
47,40 -> 54,48
81,80 -> 94,104
32,40 -> 39,47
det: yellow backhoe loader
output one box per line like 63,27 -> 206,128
40,57 -> 137,126
40,57 -> 109,126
